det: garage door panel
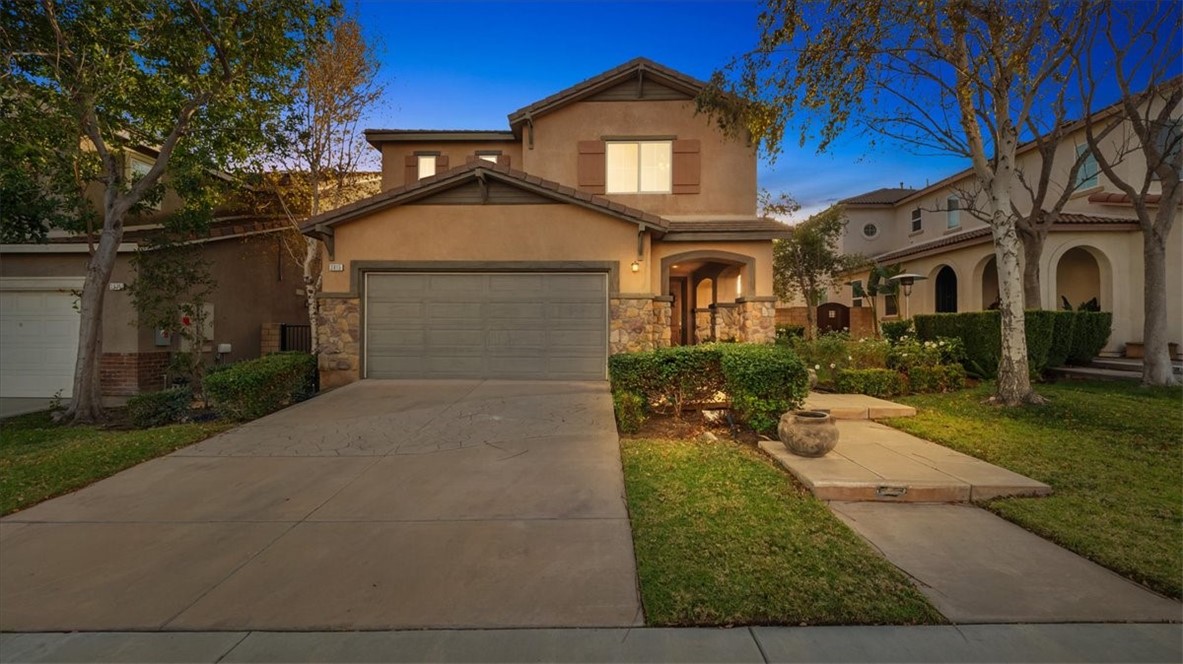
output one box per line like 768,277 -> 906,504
365,273 -> 606,380
1,290 -> 80,398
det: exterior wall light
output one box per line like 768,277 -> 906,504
630,260 -> 641,273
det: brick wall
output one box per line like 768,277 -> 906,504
775,306 -> 809,327
100,351 -> 170,396
776,306 -> 877,339
260,323 -> 282,355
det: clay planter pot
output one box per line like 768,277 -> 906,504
778,410 -> 839,458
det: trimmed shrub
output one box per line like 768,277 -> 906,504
204,351 -> 317,421
881,319 -> 914,344
1046,311 -> 1077,368
907,364 -> 968,393
1068,311 -> 1113,364
612,391 -> 645,434
608,345 -> 726,415
1024,310 -> 1058,374
834,368 -> 907,398
775,324 -> 805,344
607,352 -> 660,398
914,312 -> 1002,378
888,336 -> 965,372
126,386 -> 193,428
719,344 -> 809,435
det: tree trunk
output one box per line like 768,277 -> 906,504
65,208 -> 125,423
1141,227 -> 1178,386
303,236 -> 321,355
1018,224 -> 1045,310
993,221 -> 1036,405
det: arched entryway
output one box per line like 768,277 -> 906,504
980,257 -> 1000,310
1055,246 -> 1102,311
662,250 -> 756,344
935,265 -> 958,313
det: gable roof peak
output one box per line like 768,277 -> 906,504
508,57 -> 707,126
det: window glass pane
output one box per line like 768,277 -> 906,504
129,158 -> 151,179
1075,143 -> 1098,188
911,208 -> 922,232
639,141 -> 671,192
606,143 -> 639,193
884,294 -> 898,316
417,155 -> 436,179
478,154 -> 498,163
947,197 -> 960,228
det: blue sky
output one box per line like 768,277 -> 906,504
351,0 -> 1166,220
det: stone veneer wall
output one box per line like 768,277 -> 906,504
713,304 -> 741,342
609,297 -> 672,354
316,296 -> 360,388
738,298 -> 777,344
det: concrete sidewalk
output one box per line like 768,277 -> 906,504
2,625 -> 1181,663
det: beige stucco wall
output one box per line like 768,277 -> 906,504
322,203 -> 647,293
650,240 -> 775,299
378,141 -> 521,191
0,233 -> 307,361
523,99 -> 757,217
828,224 -> 1182,355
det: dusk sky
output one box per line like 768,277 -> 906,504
350,0 -> 1161,221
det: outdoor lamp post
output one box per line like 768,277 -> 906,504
889,273 -> 927,319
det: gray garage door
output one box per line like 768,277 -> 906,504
365,272 -> 608,380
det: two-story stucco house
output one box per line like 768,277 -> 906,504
828,99 -> 1182,358
302,58 -> 789,387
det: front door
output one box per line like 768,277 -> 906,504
817,302 -> 850,335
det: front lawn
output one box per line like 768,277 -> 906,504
892,380 -> 1183,598
620,438 -> 944,625
0,411 -> 233,515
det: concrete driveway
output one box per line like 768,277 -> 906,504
0,380 -> 642,631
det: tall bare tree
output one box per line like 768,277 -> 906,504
1,0 -> 334,423
700,0 -> 1091,405
1079,1 -> 1181,386
264,16 -> 385,354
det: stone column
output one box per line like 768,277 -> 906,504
316,296 -> 360,388
738,296 -> 777,344
713,303 -> 741,342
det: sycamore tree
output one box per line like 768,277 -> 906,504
701,0 -> 1091,406
772,205 -> 861,340
1079,1 -> 1181,387
260,14 -> 385,354
1,0 -> 336,423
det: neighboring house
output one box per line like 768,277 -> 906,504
301,58 -> 789,387
828,99 -> 1182,357
0,145 -> 308,399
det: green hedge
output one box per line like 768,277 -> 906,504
834,368 -> 907,398
914,310 -> 1111,377
1046,311 -> 1077,368
612,391 -> 645,434
719,344 -> 809,434
126,386 -> 193,428
1068,311 -> 1113,364
775,324 -> 805,345
914,312 -> 1001,378
204,351 -> 317,421
608,343 -> 808,435
907,364 -> 967,393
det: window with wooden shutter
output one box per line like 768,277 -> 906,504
404,155 -> 418,185
671,139 -> 700,194
577,140 -> 606,194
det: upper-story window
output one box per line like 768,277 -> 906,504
126,154 -> 161,210
910,208 -> 922,233
861,223 -> 879,239
946,197 -> 961,229
417,155 -> 437,180
851,279 -> 863,308
477,152 -> 500,164
606,140 -> 671,194
1152,119 -> 1181,179
1074,143 -> 1099,189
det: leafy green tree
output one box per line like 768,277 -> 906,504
850,263 -> 903,338
700,0 -> 1093,405
772,205 -> 861,340
1,0 -> 336,422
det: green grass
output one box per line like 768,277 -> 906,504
0,411 -> 233,516
892,380 -> 1183,598
620,438 -> 944,626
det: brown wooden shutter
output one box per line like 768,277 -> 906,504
435,154 -> 449,172
496,154 -> 511,168
672,139 -> 701,194
466,155 -> 477,164
577,140 -> 606,194
404,155 -> 418,184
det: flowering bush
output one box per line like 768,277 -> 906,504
887,336 -> 965,372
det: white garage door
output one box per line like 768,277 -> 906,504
365,272 -> 608,380
0,286 -> 81,398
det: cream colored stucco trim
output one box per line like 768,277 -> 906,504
0,243 -> 138,253
0,276 -> 86,290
